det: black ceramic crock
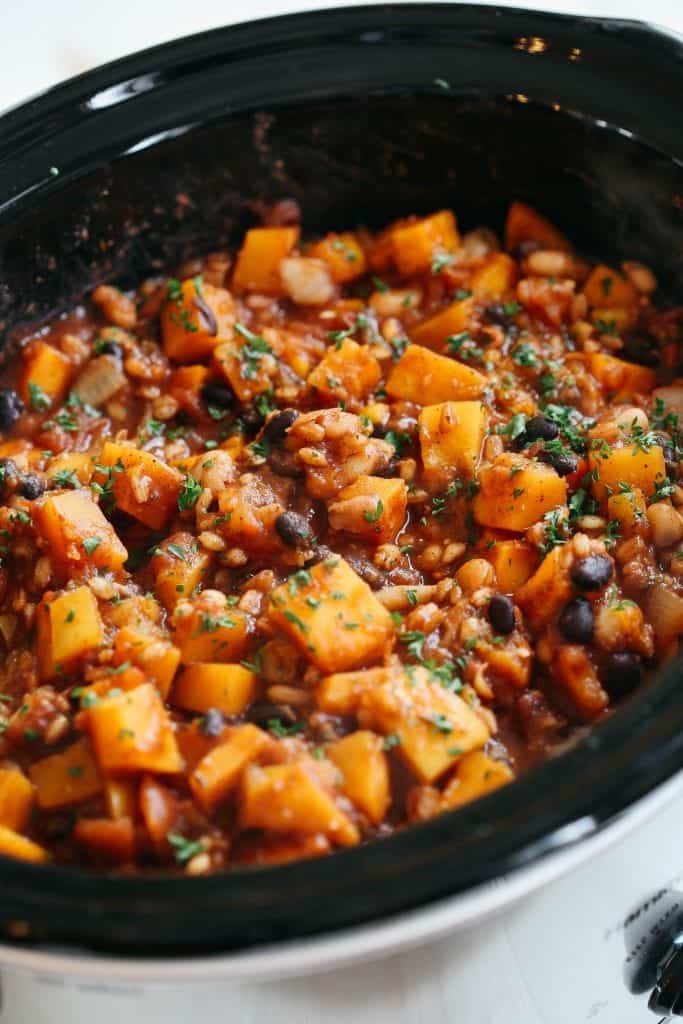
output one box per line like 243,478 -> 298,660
0,3 -> 682,956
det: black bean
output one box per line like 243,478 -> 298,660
540,448 -> 578,477
275,511 -> 312,548
97,340 -> 123,360
558,597 -> 594,643
241,406 -> 265,436
0,389 -> 24,431
525,415 -> 559,443
570,555 -> 613,591
198,708 -> 225,737
18,474 -> 45,500
488,594 -> 515,635
622,333 -> 658,368
663,445 -> 678,481
483,302 -> 508,326
247,702 -> 297,727
373,456 -> 399,479
201,379 -> 235,410
603,651 -> 642,699
304,545 -> 335,568
263,408 -> 298,445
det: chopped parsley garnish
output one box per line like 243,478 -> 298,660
234,322 -> 272,379
496,413 -> 527,441
167,832 -> 207,865
431,252 -> 456,274
267,719 -> 306,738
363,499 -> 384,523
28,382 -> 51,413
178,474 -> 202,511
83,537 -> 102,556
400,630 -> 426,659
511,343 -> 538,368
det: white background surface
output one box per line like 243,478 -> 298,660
1,1 -> 683,1022
0,0 -> 682,112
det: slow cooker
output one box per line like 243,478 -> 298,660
1,2 -> 683,1019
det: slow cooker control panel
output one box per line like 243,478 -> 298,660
623,885 -> 683,1017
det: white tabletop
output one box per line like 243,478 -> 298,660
1,2 -> 683,1021
0,0 -> 682,114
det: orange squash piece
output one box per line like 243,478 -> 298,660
0,825 -> 48,863
473,453 -> 567,532
19,340 -> 73,411
36,585 -> 104,681
161,278 -> 234,362
190,724 -> 270,812
232,226 -> 300,294
386,344 -> 486,404
87,683 -> 183,775
470,253 -> 518,297
172,663 -> 258,717
29,737 -> 103,809
36,488 -> 128,577
96,441 -> 181,530
307,338 -> 381,405
269,558 -> 393,673
327,475 -> 408,544
390,210 -> 460,277
307,232 -> 367,283
441,751 -> 514,809
410,297 -> 474,349
0,770 -> 34,831
504,201 -> 571,252
239,762 -> 360,847
328,730 -> 390,824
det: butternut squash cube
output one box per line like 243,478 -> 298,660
36,488 -> 128,576
96,441 -> 181,530
441,751 -> 514,809
19,340 -> 73,411
151,532 -> 212,610
168,364 -> 211,418
190,723 -> 269,812
387,344 -> 485,405
172,663 -> 257,717
307,232 -> 367,283
0,770 -> 34,831
588,352 -> 656,402
73,816 -> 136,865
590,307 -> 638,335
105,779 -> 138,820
232,226 -> 300,294
327,474 -> 407,544
213,328 -> 280,404
315,667 -> 390,715
307,338 -> 381,405
359,666 -> 489,783
504,201 -> 571,252
29,737 -> 103,809
484,538 -> 539,593
390,210 -> 460,277
328,730 -> 390,824
470,252 -> 517,297
418,401 -> 487,491
516,544 -> 574,630
607,487 -> 648,536
269,558 -> 393,673
87,683 -> 183,775
36,586 -> 104,681
473,453 -> 567,532
47,453 -> 94,486
239,762 -> 360,847
410,298 -> 474,349
589,443 -> 666,505
111,626 -> 181,700
0,825 -> 48,863
161,278 -> 235,362
171,593 -> 250,665
582,264 -> 637,309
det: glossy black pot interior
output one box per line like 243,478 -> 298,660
0,3 -> 682,956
